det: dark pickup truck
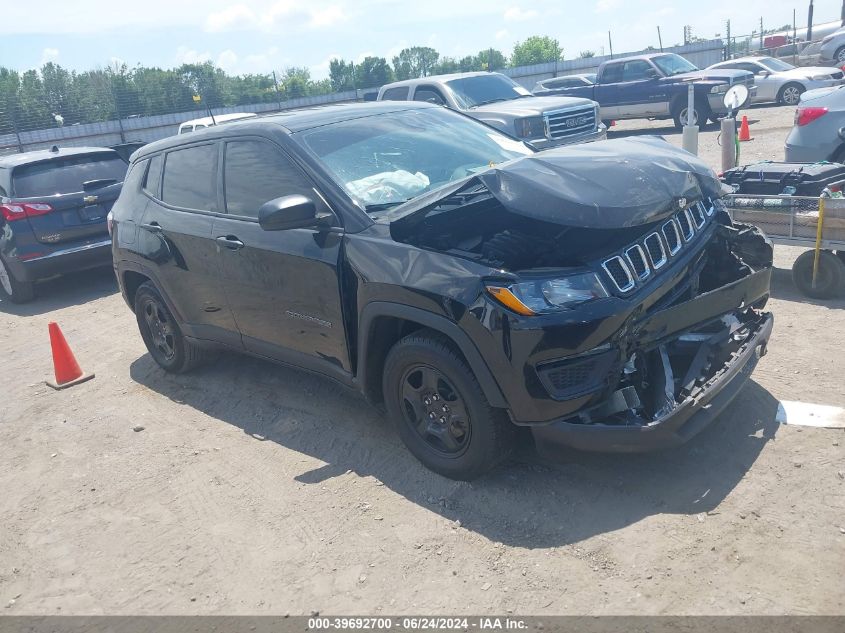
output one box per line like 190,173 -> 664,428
541,53 -> 756,128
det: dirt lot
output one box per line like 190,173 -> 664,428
1,104 -> 844,616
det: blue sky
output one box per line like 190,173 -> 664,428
0,0 -> 841,78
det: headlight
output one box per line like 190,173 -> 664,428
811,74 -> 832,80
710,84 -> 729,94
515,116 -> 546,139
485,273 -> 609,315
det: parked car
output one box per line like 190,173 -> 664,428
177,112 -> 257,134
109,140 -> 147,163
376,72 -> 606,149
784,85 -> 845,162
111,102 -> 773,480
533,74 -> 596,95
550,52 -> 756,128
708,56 -> 844,105
0,146 -> 127,303
798,28 -> 845,66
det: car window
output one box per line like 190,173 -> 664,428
622,60 -> 654,81
651,53 -> 698,76
413,88 -> 446,105
12,152 -> 127,198
142,154 -> 163,198
223,140 -> 315,218
381,87 -> 410,101
444,74 -> 530,108
600,63 -> 624,83
758,57 -> 795,71
162,143 -> 219,211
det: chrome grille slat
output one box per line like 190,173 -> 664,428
601,201 -> 715,295
625,245 -> 650,281
644,232 -> 667,269
662,220 -> 682,255
601,255 -> 635,292
677,209 -> 694,241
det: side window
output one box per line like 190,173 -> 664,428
622,60 -> 654,81
381,87 -> 409,101
162,144 -> 219,211
600,63 -> 623,83
143,154 -> 163,198
413,87 -> 446,105
223,140 -> 315,219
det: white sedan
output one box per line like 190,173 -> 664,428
708,56 -> 844,106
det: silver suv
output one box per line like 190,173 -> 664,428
377,72 -> 606,149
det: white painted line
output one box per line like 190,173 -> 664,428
776,400 -> 845,429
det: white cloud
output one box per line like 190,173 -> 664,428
40,47 -> 59,64
503,7 -> 538,22
175,46 -> 212,65
495,29 -> 509,41
204,1 -> 345,32
595,0 -> 621,13
205,4 -> 257,32
310,5 -> 345,27
217,49 -> 239,71
355,51 -> 375,64
310,52 -> 343,77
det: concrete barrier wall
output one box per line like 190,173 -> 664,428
0,39 -> 724,155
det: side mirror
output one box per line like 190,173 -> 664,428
757,70 -> 771,77
258,194 -> 318,231
645,68 -> 660,79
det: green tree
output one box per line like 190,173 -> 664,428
511,36 -> 563,66
328,59 -> 355,91
393,46 -> 440,78
280,67 -> 312,99
355,56 -> 394,88
578,50 -> 595,58
432,57 -> 459,74
477,49 -> 507,71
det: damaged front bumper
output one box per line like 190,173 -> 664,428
531,304 -> 772,453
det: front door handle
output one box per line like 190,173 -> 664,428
216,235 -> 245,250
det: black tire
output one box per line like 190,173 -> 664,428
0,255 -> 35,304
134,281 -> 216,373
382,329 -> 515,480
672,97 -> 710,130
792,250 -> 845,299
777,82 -> 805,106
601,119 -> 614,129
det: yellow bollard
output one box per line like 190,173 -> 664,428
811,196 -> 827,289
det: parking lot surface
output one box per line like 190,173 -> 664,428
1,104 -> 844,615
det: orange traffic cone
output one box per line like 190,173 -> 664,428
46,322 -> 94,390
738,115 -> 752,142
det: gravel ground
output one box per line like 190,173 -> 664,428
1,104 -> 843,616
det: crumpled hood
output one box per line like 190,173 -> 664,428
387,136 -> 727,229
471,95 -> 595,117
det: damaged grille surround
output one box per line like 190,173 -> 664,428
600,199 -> 716,294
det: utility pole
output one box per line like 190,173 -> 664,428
760,17 -> 764,51
725,20 -> 731,60
808,0 -> 815,42
657,26 -> 664,52
608,31 -> 614,58
272,70 -> 283,110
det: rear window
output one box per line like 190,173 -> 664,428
162,143 -> 219,211
12,153 -> 127,198
381,87 -> 409,101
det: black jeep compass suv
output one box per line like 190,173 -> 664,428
111,102 -> 773,480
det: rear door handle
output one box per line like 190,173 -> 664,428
140,222 -> 162,234
216,235 -> 244,250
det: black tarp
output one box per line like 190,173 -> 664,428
387,136 -> 728,230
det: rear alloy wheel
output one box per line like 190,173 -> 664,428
134,281 -> 215,373
778,83 -> 804,106
672,98 -> 710,130
836,46 -> 845,65
0,256 -> 35,304
382,330 -> 515,480
792,250 -> 845,299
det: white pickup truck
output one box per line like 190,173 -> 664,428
377,72 -> 606,148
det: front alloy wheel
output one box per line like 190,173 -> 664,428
399,364 -> 471,457
779,84 -> 803,106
